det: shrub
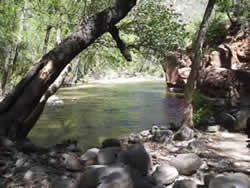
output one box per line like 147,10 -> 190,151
193,90 -> 213,126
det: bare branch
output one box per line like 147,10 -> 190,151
109,26 -> 132,61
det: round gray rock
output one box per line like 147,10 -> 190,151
97,147 -> 121,165
97,166 -> 133,188
152,164 -> 179,185
80,148 -> 99,165
169,153 -> 202,175
117,144 -> 152,176
102,138 -> 121,148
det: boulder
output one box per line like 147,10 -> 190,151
209,173 -> 250,188
60,153 -> 83,171
117,144 -> 152,176
174,126 -> 194,141
97,147 -> 121,165
215,112 -> 236,131
24,166 -> 48,182
97,166 -> 133,188
152,164 -> 179,185
0,136 -> 15,148
102,138 -> 121,148
152,125 -> 174,143
169,153 -> 202,175
80,148 -> 99,165
75,166 -> 106,188
206,125 -> 220,133
173,179 -> 197,188
235,109 -> 250,131
47,95 -> 64,105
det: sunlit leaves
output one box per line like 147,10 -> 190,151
121,0 -> 188,58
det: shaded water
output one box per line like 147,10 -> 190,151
29,81 -> 183,149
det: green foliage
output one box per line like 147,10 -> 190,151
0,0 -> 191,90
205,15 -> 228,48
122,0 -> 188,56
216,0 -> 250,24
193,90 -> 213,126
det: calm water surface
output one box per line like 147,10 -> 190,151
29,81 -> 183,149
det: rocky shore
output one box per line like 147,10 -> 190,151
0,124 -> 249,188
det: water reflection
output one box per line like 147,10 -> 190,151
29,81 -> 183,149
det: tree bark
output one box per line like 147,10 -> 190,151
1,45 -> 12,95
43,25 -> 53,55
183,0 -> 216,127
0,0 -> 137,138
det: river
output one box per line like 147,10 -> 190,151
29,81 -> 183,149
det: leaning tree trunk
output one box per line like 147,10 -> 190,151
183,0 -> 216,127
0,0 -> 136,139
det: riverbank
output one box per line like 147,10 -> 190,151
61,75 -> 165,90
1,125 -> 249,188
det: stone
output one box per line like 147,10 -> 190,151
97,147 -> 121,165
80,148 -> 99,165
60,153 -> 83,171
140,130 -> 151,137
47,95 -> 64,105
102,138 -> 121,148
206,125 -> 220,133
169,153 -> 202,175
97,166 -> 133,188
152,164 -> 179,185
0,136 -> 15,148
235,109 -> 250,131
75,166 -> 106,188
216,112 -> 236,131
173,180 -> 197,188
24,166 -> 47,182
151,125 -> 172,143
174,126 -> 194,141
209,173 -> 250,188
117,144 -> 152,176
127,133 -> 143,143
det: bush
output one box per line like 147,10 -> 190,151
205,16 -> 228,48
193,90 -> 213,126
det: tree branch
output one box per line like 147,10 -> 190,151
109,26 -> 132,61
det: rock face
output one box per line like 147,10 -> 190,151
169,153 -> 202,175
174,26 -> 250,106
200,27 -> 250,103
152,164 -> 179,185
